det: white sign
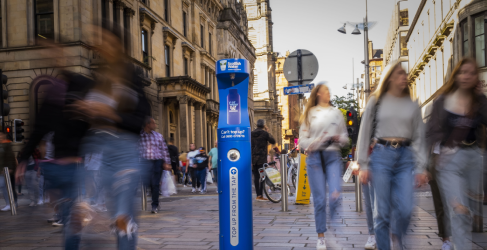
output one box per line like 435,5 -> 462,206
220,129 -> 246,139
283,84 -> 314,95
229,167 -> 239,246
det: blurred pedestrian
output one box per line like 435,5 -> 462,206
0,132 -> 18,211
167,138 -> 180,183
298,82 -> 348,250
140,117 -> 171,213
426,58 -> 487,250
357,61 -> 428,250
179,151 -> 189,187
194,147 -> 210,194
17,139 -> 42,207
208,141 -> 218,193
251,119 -> 276,201
186,143 -> 201,193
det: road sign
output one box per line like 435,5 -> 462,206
283,84 -> 314,95
283,49 -> 319,86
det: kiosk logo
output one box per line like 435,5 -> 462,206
229,167 -> 239,246
220,60 -> 227,71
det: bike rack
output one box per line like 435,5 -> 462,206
280,155 -> 288,212
3,167 -> 17,215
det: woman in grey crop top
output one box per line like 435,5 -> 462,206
356,61 -> 428,250
425,58 -> 487,250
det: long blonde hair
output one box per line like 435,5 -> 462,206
299,83 -> 330,127
371,61 -> 411,100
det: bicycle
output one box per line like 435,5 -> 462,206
258,147 -> 297,203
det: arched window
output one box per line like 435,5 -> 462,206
34,80 -> 53,115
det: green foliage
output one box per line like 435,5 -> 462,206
331,94 -> 358,110
338,108 -> 352,158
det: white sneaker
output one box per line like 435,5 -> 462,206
37,199 -> 44,205
365,235 -> 377,249
191,188 -> 196,193
29,201 -> 37,207
316,238 -> 327,250
197,187 -> 201,192
52,220 -> 64,227
442,240 -> 452,250
184,185 -> 187,188
1,205 -> 11,211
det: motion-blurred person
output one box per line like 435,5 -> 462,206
357,62 -> 428,250
17,139 -> 42,207
425,58 -> 487,250
179,151 -> 189,187
167,138 -> 180,183
140,117 -> 171,213
187,143 -> 201,193
194,147 -> 210,194
84,152 -> 103,206
0,132 -> 17,211
251,119 -> 276,201
208,141 -> 218,193
298,82 -> 348,250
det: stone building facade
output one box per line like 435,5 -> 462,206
0,0 -> 256,152
406,0 -> 486,118
242,0 -> 282,145
383,0 -> 413,71
358,41 -> 383,112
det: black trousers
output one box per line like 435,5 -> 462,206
252,165 -> 263,197
189,168 -> 201,189
144,160 -> 163,210
171,162 -> 180,182
430,179 -> 450,238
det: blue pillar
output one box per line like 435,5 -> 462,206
216,59 -> 253,250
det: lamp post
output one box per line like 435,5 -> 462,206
338,0 -> 371,100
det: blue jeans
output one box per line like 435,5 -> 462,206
306,150 -> 342,234
82,131 -> 141,250
196,169 -> 207,192
362,181 -> 375,235
436,147 -> 483,250
142,159 -> 163,209
370,144 -> 414,250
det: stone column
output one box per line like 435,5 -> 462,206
207,122 -> 211,150
194,103 -> 203,148
117,3 -> 125,48
107,0 -> 114,31
214,74 -> 219,102
210,70 -> 214,100
178,96 -> 190,152
188,99 -> 194,145
202,105 -> 207,150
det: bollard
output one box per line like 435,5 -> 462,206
3,167 -> 17,215
355,174 -> 362,212
280,154 -> 288,212
473,173 -> 483,232
141,183 -> 147,211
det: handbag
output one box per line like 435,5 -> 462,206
160,170 -> 177,197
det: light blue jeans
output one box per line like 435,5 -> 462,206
81,130 -> 141,250
436,147 -> 483,250
306,150 -> 342,234
362,181 -> 375,235
370,144 -> 414,250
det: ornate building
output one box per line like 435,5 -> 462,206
243,0 -> 282,145
0,0 -> 255,152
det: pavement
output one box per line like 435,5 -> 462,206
1,182 -> 486,250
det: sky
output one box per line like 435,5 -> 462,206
272,0 -> 396,98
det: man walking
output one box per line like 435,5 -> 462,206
167,138 -> 180,183
140,117 -> 171,214
186,143 -> 201,193
194,147 -> 210,194
208,141 -> 218,193
251,119 -> 276,201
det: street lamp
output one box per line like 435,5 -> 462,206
337,0 -> 372,101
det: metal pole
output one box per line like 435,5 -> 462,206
364,0 -> 370,100
4,167 -> 17,215
280,154 -> 288,212
473,173 -> 483,232
0,69 -> 4,132
355,174 -> 362,212
141,183 -> 147,211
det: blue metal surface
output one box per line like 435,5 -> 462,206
283,84 -> 315,95
216,58 -> 253,250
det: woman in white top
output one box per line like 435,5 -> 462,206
356,61 -> 428,250
299,82 -> 348,250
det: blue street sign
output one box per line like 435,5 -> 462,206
216,58 -> 253,250
283,84 -> 315,95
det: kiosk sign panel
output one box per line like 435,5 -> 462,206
216,59 -> 253,250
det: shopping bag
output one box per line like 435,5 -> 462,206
161,170 -> 177,197
206,169 -> 214,184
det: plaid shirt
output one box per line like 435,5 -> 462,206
139,130 -> 171,163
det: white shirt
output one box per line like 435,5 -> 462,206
298,106 -> 349,152
187,150 -> 199,168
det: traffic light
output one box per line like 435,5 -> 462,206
5,126 -> 13,141
14,119 -> 24,142
346,108 -> 359,145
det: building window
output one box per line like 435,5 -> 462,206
164,0 -> 169,21
183,12 -> 187,37
165,45 -> 170,77
473,13 -> 486,67
101,0 -> 108,29
200,25 -> 204,48
399,9 -> 409,26
400,31 -> 408,56
142,30 -> 149,64
123,9 -> 130,53
141,0 -> 147,4
209,33 -> 212,55
169,111 -> 174,124
112,1 -> 117,27
0,1 -> 2,47
462,21 -> 469,57
35,0 -> 54,42
184,57 -> 189,76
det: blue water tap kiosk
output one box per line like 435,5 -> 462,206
216,58 -> 253,250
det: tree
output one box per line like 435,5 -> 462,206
338,108 -> 353,158
331,94 -> 358,110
